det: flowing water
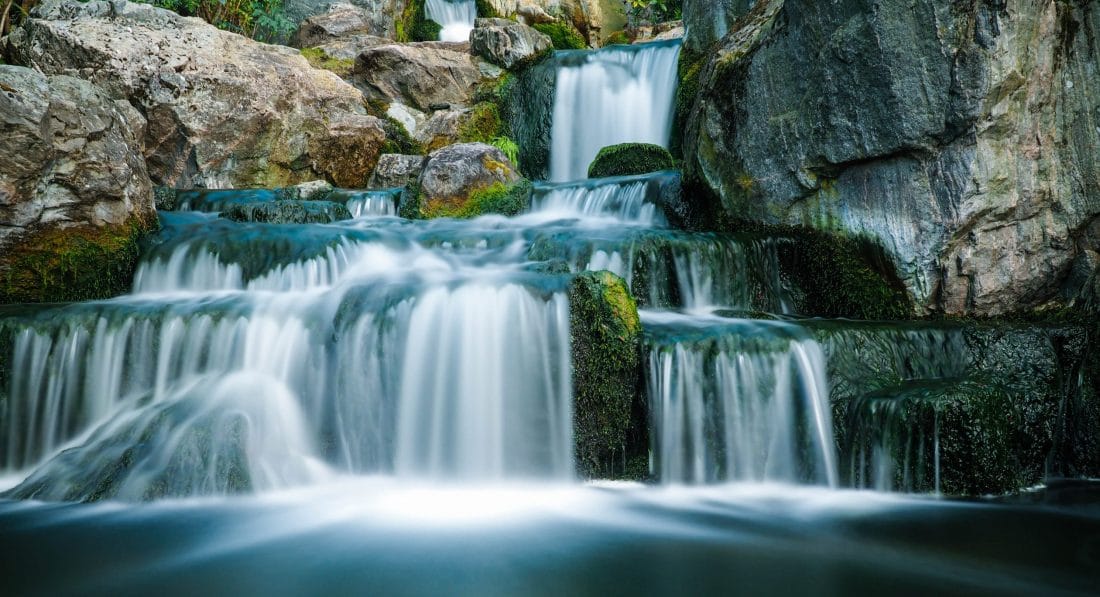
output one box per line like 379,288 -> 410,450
425,0 -> 477,42
1,40 -> 1098,595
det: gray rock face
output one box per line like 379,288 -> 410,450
0,65 -> 154,248
416,143 -> 520,215
293,3 -> 388,48
682,0 -> 753,51
283,0 -> 406,37
684,0 -> 1100,316
7,0 -> 388,189
369,154 -> 425,189
471,18 -> 552,69
353,42 -> 498,112
416,107 -> 469,151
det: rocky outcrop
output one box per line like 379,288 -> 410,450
283,0 -> 407,38
485,0 -> 624,46
684,0 -> 1100,316
471,18 -> 553,69
369,154 -> 425,189
293,3 -> 393,48
414,142 -> 520,217
681,0 -> 751,51
352,41 -> 502,112
0,65 -> 155,303
7,0 -> 388,189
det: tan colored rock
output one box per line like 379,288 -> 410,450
352,41 -> 500,112
7,0 -> 388,188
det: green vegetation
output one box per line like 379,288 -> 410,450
397,0 -> 441,42
568,270 -> 644,479
587,143 -> 675,178
458,102 -> 504,143
299,48 -> 354,77
627,0 -> 682,22
474,0 -> 499,18
605,30 -> 631,45
671,47 -> 707,158
133,0 -> 294,42
364,98 -> 425,156
489,136 -> 519,166
0,216 -> 156,304
533,22 -> 587,50
420,180 -> 532,219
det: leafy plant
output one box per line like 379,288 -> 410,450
627,0 -> 682,23
489,136 -> 520,167
132,0 -> 295,42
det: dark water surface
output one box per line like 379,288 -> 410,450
2,480 -> 1098,596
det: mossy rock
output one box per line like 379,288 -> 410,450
299,48 -> 355,77
398,0 -> 442,42
0,217 -> 156,304
458,102 -> 505,144
533,22 -> 588,50
425,180 -> 533,219
222,200 -> 352,224
569,270 -> 645,479
587,143 -> 676,179
475,0 -> 499,18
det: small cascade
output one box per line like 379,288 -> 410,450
425,0 -> 477,42
344,190 -> 399,218
549,40 -> 682,182
530,172 -> 670,225
642,312 -> 838,486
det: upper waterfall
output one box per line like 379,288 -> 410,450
549,40 -> 682,182
425,0 -> 477,42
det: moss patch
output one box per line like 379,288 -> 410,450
569,270 -> 644,479
671,47 -> 707,159
422,180 -> 532,219
398,0 -> 442,42
475,0 -> 499,18
0,217 -> 156,304
587,143 -> 676,179
533,22 -> 587,50
458,102 -> 505,144
299,47 -> 355,77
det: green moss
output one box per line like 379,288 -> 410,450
398,0 -> 442,42
458,102 -> 505,144
533,22 -> 588,50
0,216 -> 157,304
569,270 -> 644,479
587,143 -> 676,179
299,47 -> 354,77
769,226 -> 912,320
475,0 -> 499,18
605,31 -> 631,45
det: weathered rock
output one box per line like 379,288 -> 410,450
569,270 -> 643,479
369,154 -> 425,189
283,0 -> 407,39
684,0 -> 1100,316
386,103 -> 428,138
682,0 -> 752,51
485,0 -> 624,46
290,180 -> 335,201
352,41 -> 499,112
415,142 -> 520,217
7,0 -> 388,189
223,200 -> 351,224
311,34 -> 391,61
293,3 -> 383,47
415,108 -> 469,151
0,65 -> 155,303
471,18 -> 553,69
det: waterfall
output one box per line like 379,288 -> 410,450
530,172 -> 671,225
345,190 -> 399,218
549,40 -> 682,182
643,313 -> 838,486
425,0 -> 477,42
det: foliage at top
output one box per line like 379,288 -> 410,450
135,0 -> 295,42
628,0 -> 682,23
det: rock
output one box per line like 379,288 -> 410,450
223,200 -> 352,224
682,0 -> 752,51
386,103 -> 428,138
352,42 -> 490,112
7,0 -> 388,189
311,34 -> 391,61
283,0 -> 407,39
587,143 -> 676,179
568,270 -> 643,479
471,18 -> 553,69
415,142 -> 520,217
293,3 -> 384,47
369,154 -> 425,189
503,55 -> 556,180
290,180 -> 335,201
415,107 -> 469,151
516,3 -> 555,25
683,0 -> 1100,316
0,65 -> 155,304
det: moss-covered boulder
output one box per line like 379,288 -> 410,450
533,21 -> 588,50
587,143 -> 676,179
413,142 -> 521,218
0,66 -> 156,304
569,270 -> 644,479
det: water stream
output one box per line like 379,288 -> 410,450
0,40 -> 1097,594
425,0 -> 477,42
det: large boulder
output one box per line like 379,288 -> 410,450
369,153 -> 425,189
0,66 -> 156,303
413,142 -> 520,217
471,18 -> 553,69
292,3 -> 395,47
7,0 -> 388,189
684,0 -> 1100,316
283,0 -> 407,38
352,41 -> 501,112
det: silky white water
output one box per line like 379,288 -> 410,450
550,41 -> 682,182
425,0 -> 477,42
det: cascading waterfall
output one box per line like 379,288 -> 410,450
425,0 -> 477,42
643,313 -> 838,486
531,174 -> 668,225
549,40 -> 682,182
